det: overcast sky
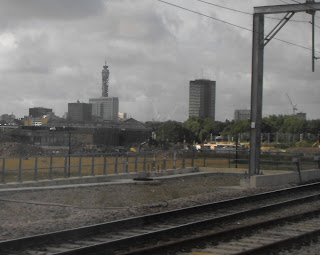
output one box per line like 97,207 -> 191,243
0,0 -> 319,122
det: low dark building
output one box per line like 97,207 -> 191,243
68,102 -> 92,122
29,107 -> 53,118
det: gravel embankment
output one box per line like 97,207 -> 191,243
0,175 -> 292,241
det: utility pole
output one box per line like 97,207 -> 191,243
68,131 -> 71,177
249,1 -> 320,175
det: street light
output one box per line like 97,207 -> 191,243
68,130 -> 71,177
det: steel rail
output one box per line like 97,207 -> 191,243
1,182 -> 320,254
122,209 -> 320,255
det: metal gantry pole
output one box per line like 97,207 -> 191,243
249,2 -> 320,175
249,13 -> 264,175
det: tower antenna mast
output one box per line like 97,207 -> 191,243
101,61 -> 109,97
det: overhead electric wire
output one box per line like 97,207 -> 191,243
157,0 -> 320,53
279,0 -> 290,4
192,0 -> 252,15
290,0 -> 303,4
194,0 -> 308,23
288,0 -> 320,19
157,0 -> 251,32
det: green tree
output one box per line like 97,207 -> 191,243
155,121 -> 186,144
306,120 -> 320,134
262,115 -> 286,133
183,117 -> 204,142
203,118 -> 226,138
279,117 -> 307,134
223,120 -> 249,137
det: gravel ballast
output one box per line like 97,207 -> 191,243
0,174 -> 292,241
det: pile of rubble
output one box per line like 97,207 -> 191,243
0,142 -> 45,157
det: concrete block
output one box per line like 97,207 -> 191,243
241,169 -> 320,188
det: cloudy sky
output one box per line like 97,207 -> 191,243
0,0 -> 319,122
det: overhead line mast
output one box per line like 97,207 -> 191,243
249,1 -> 320,175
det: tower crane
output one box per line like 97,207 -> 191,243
285,93 -> 298,115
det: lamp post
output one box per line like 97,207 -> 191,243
68,131 -> 71,177
235,135 -> 238,169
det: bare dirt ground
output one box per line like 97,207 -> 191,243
0,175 -> 291,241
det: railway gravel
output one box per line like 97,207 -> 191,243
0,174 -> 297,242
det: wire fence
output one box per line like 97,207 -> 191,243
0,150 -> 319,184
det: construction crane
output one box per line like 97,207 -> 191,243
286,93 -> 298,115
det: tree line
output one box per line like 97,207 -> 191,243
150,115 -> 320,145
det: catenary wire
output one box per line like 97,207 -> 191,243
193,0 -> 309,23
288,0 -> 320,19
157,0 -> 320,53
290,0 -> 303,4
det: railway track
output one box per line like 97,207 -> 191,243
1,182 -> 320,255
126,209 -> 320,255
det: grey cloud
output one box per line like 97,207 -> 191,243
0,0 -> 105,21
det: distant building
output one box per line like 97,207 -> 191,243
24,115 -> 50,126
294,112 -> 307,120
234,109 -> 250,121
89,97 -> 119,121
189,79 -> 216,119
68,101 -> 92,122
29,107 -> 52,118
0,114 -> 16,124
25,107 -> 54,126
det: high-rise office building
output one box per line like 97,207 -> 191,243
189,79 -> 216,119
89,63 -> 119,121
89,97 -> 119,121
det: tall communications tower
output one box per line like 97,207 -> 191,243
101,62 -> 109,97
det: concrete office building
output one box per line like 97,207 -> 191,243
89,97 -> 119,121
189,79 -> 216,119
89,63 -> 119,121
234,109 -> 250,121
68,101 -> 92,122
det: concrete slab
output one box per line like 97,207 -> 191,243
240,168 -> 320,188
1,166 -> 319,192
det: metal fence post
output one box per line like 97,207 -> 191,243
152,152 -> 156,171
293,158 -> 302,184
18,158 -> 22,183
103,155 -> 107,175
34,157 -> 38,182
182,151 -> 185,169
121,156 -> 125,173
163,153 -> 167,170
115,154 -> 118,174
1,158 -> 5,184
173,151 -> 176,169
143,152 -> 147,172
49,156 -> 53,180
79,156 -> 82,177
191,152 -> 194,167
91,155 -> 95,176
64,156 -> 68,178
203,154 -> 206,167
135,153 -> 138,172
126,154 -> 129,173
